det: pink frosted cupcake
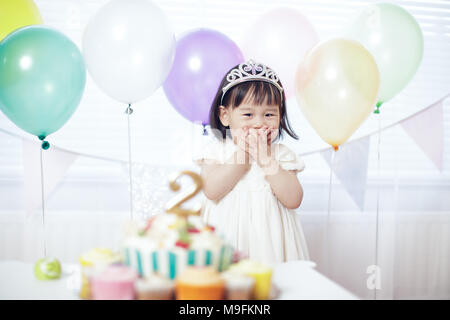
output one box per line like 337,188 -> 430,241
78,247 -> 122,300
90,265 -> 138,300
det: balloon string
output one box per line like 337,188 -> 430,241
325,149 -> 335,277
126,104 -> 134,220
374,114 -> 382,300
40,147 -> 47,257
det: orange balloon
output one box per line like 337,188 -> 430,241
295,38 -> 380,150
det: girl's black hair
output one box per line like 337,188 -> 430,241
209,63 -> 299,141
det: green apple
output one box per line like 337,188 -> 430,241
34,257 -> 61,280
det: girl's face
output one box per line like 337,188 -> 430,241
219,102 -> 280,142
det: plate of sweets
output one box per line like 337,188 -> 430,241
81,254 -> 277,300
78,171 -> 278,300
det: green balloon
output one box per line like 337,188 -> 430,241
344,3 -> 424,108
0,26 -> 86,138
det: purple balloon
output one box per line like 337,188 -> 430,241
163,29 -> 244,125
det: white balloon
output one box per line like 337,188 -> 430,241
82,0 -> 175,104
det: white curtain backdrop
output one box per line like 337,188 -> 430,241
0,0 -> 449,300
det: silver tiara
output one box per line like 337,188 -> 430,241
220,60 -> 283,104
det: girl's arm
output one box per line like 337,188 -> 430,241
201,148 -> 250,201
248,127 -> 303,210
262,160 -> 304,210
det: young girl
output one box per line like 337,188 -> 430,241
193,60 -> 310,265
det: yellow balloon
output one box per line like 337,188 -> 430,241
0,0 -> 43,41
295,38 -> 379,151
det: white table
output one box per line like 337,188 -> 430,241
0,260 -> 359,300
272,260 -> 359,300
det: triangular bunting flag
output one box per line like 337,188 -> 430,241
400,101 -> 444,171
23,139 -> 78,217
320,136 -> 371,211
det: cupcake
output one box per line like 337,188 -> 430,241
90,265 -> 138,300
228,259 -> 272,300
175,266 -> 225,300
78,247 -> 122,299
135,274 -> 174,300
221,271 -> 255,300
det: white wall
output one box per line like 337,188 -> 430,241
1,0 -> 450,300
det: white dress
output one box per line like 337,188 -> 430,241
193,137 -> 310,266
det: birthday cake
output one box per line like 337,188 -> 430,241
120,213 -> 234,280
78,171 -> 274,300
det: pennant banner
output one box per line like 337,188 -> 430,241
2,92 -> 445,217
23,139 -> 78,217
400,100 -> 444,171
321,136 -> 371,211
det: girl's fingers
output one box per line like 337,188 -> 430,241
248,144 -> 257,158
236,132 -> 247,147
259,130 -> 266,144
240,131 -> 253,151
267,130 -> 272,145
238,133 -> 248,144
269,127 -> 277,142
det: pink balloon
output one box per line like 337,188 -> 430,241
241,8 -> 319,98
